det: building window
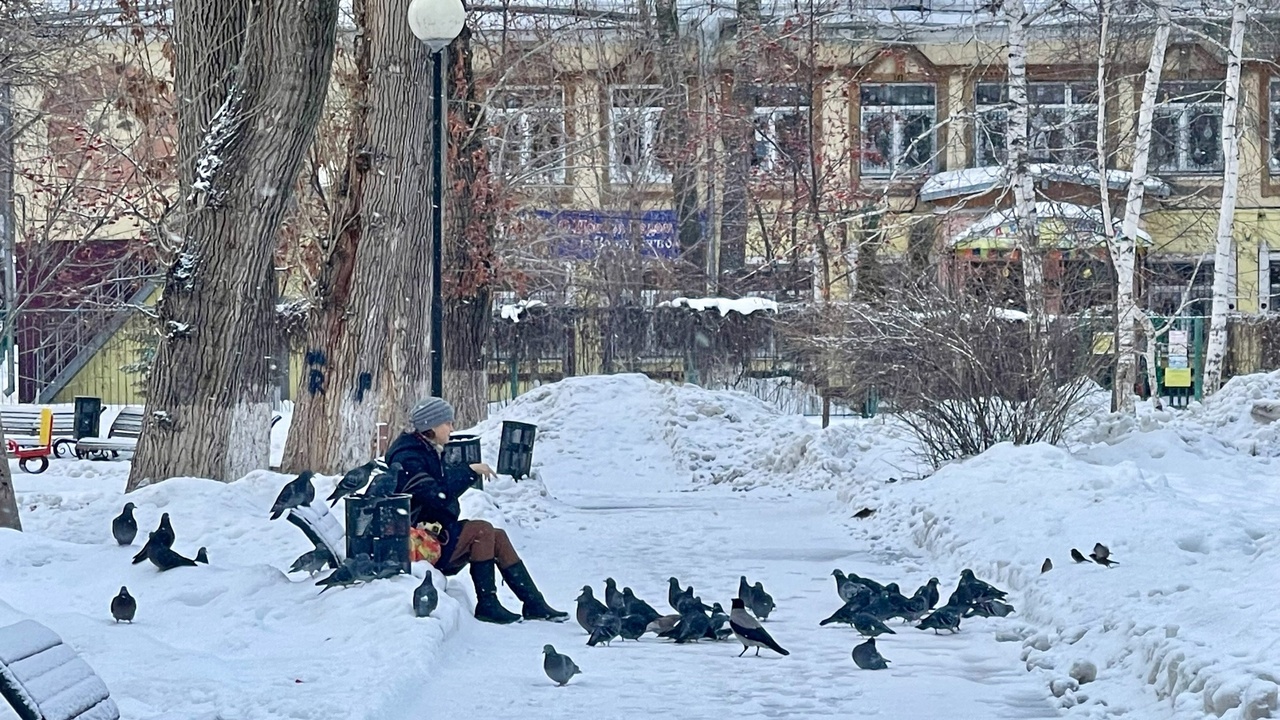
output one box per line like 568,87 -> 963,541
1152,82 -> 1223,174
973,82 -> 1097,167
609,86 -> 668,184
751,86 -> 810,175
1146,259 -> 1213,316
860,84 -> 936,176
1269,80 -> 1280,174
1265,255 -> 1280,311
488,86 -> 566,185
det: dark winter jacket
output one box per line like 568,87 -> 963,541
385,430 -> 476,540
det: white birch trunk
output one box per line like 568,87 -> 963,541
1115,5 -> 1171,408
1005,0 -> 1048,381
1203,0 -> 1248,393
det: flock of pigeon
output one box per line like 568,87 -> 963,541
105,502 -> 209,623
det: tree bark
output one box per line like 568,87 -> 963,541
1110,5 -> 1169,411
718,0 -> 759,291
1203,0 -> 1247,393
282,0 -> 434,473
1005,0 -> 1049,384
127,0 -> 338,489
0,417 -> 18,529
443,27 -> 494,431
654,0 -> 704,288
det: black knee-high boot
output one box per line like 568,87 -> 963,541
501,561 -> 568,622
470,560 -> 521,624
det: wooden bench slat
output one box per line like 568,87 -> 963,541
0,622 -> 60,666
0,620 -> 118,720
28,671 -> 111,720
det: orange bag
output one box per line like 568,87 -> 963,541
410,524 -> 442,565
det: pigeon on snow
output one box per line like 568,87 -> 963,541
110,586 -> 136,623
289,547 -> 334,575
1041,558 -> 1053,573
587,612 -> 621,647
917,606 -> 962,634
112,503 -> 138,545
621,587 -> 659,624
1090,543 -> 1118,567
328,460 -> 379,507
132,514 -> 175,564
194,547 -> 209,564
269,471 -> 316,520
576,586 -> 608,634
852,637 -> 890,670
748,581 -> 775,620
603,578 -> 625,613
542,645 -> 581,686
619,613 -> 650,640
1071,548 -> 1089,563
413,573 -> 438,618
729,598 -> 788,657
853,612 -> 897,638
146,536 -> 198,571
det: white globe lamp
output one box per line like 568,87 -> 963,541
407,0 -> 467,52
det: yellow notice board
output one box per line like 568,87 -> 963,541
1164,368 -> 1193,388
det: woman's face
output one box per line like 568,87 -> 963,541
428,420 -> 454,443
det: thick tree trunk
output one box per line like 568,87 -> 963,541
1005,0 -> 1049,382
718,0 -> 759,290
127,0 -> 338,489
282,0 -> 434,474
1203,0 -> 1248,393
1114,4 -> 1170,410
654,0 -> 704,289
0,418 -> 18,529
443,28 -> 494,430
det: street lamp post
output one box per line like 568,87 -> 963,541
407,0 -> 466,398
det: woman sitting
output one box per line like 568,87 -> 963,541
386,397 -> 566,624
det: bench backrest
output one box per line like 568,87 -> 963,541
0,410 -> 75,437
107,408 -> 144,439
0,619 -> 120,720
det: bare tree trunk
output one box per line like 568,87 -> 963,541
1005,0 -> 1048,381
443,27 -> 494,430
718,0 -> 759,290
1203,0 -> 1247,393
128,0 -> 338,489
654,0 -> 704,288
0,415 -> 17,529
282,0 -> 434,474
1115,5 -> 1170,405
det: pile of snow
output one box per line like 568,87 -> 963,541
656,296 -> 778,316
468,374 -> 922,497
497,298 -> 546,323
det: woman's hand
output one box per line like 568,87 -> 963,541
469,462 -> 496,478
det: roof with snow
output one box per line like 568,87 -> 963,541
920,164 -> 1173,204
951,200 -> 1152,248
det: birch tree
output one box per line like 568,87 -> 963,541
1203,0 -> 1248,393
1110,2 -> 1170,411
128,0 -> 339,489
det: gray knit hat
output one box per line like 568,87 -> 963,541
411,397 -> 455,432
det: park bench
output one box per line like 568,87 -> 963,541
72,407 -> 142,460
1,407 -> 78,459
0,619 -> 120,720
286,501 -> 347,568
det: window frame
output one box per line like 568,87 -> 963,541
750,86 -> 811,176
486,85 -> 568,186
859,83 -> 937,178
973,81 -> 1098,167
1151,81 -> 1224,175
608,85 -> 669,185
1269,79 -> 1280,175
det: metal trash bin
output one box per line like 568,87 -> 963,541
73,396 -> 102,439
497,420 -> 536,480
344,494 -> 411,576
443,434 -> 483,490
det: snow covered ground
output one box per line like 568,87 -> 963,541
2,372 -> 1278,718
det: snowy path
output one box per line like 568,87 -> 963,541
408,479 -> 1059,718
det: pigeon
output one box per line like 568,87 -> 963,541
269,471 -> 316,520
110,586 -> 136,623
112,503 -> 138,545
645,614 -> 681,636
852,637 -> 890,670
853,507 -> 875,519
834,570 -> 860,603
603,578 -> 625,613
621,588 -> 660,624
328,460 -> 378,506
667,577 -> 686,610
675,592 -> 710,615
846,572 -> 885,595
956,569 -> 1007,603
194,547 -> 209,564
820,593 -> 870,627
1090,543 -> 1118,567
413,574 -> 438,618
1041,558 -> 1053,573
917,607 -> 962,634
916,578 -> 940,610
587,612 -> 621,647
289,547 -> 334,575
671,608 -> 712,644
132,514 -> 175,564
316,562 -> 360,593
363,471 -> 398,499
576,586 -> 608,634
146,539 -> 198,571
619,613 -> 649,640
1071,548 -> 1089,563
748,581 -> 775,620
738,576 -> 755,605
853,612 -> 897,638
542,645 -> 581,686
729,598 -> 788,656
966,599 -> 1015,618
708,602 -> 732,640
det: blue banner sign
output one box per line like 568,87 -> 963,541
531,210 -> 682,259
